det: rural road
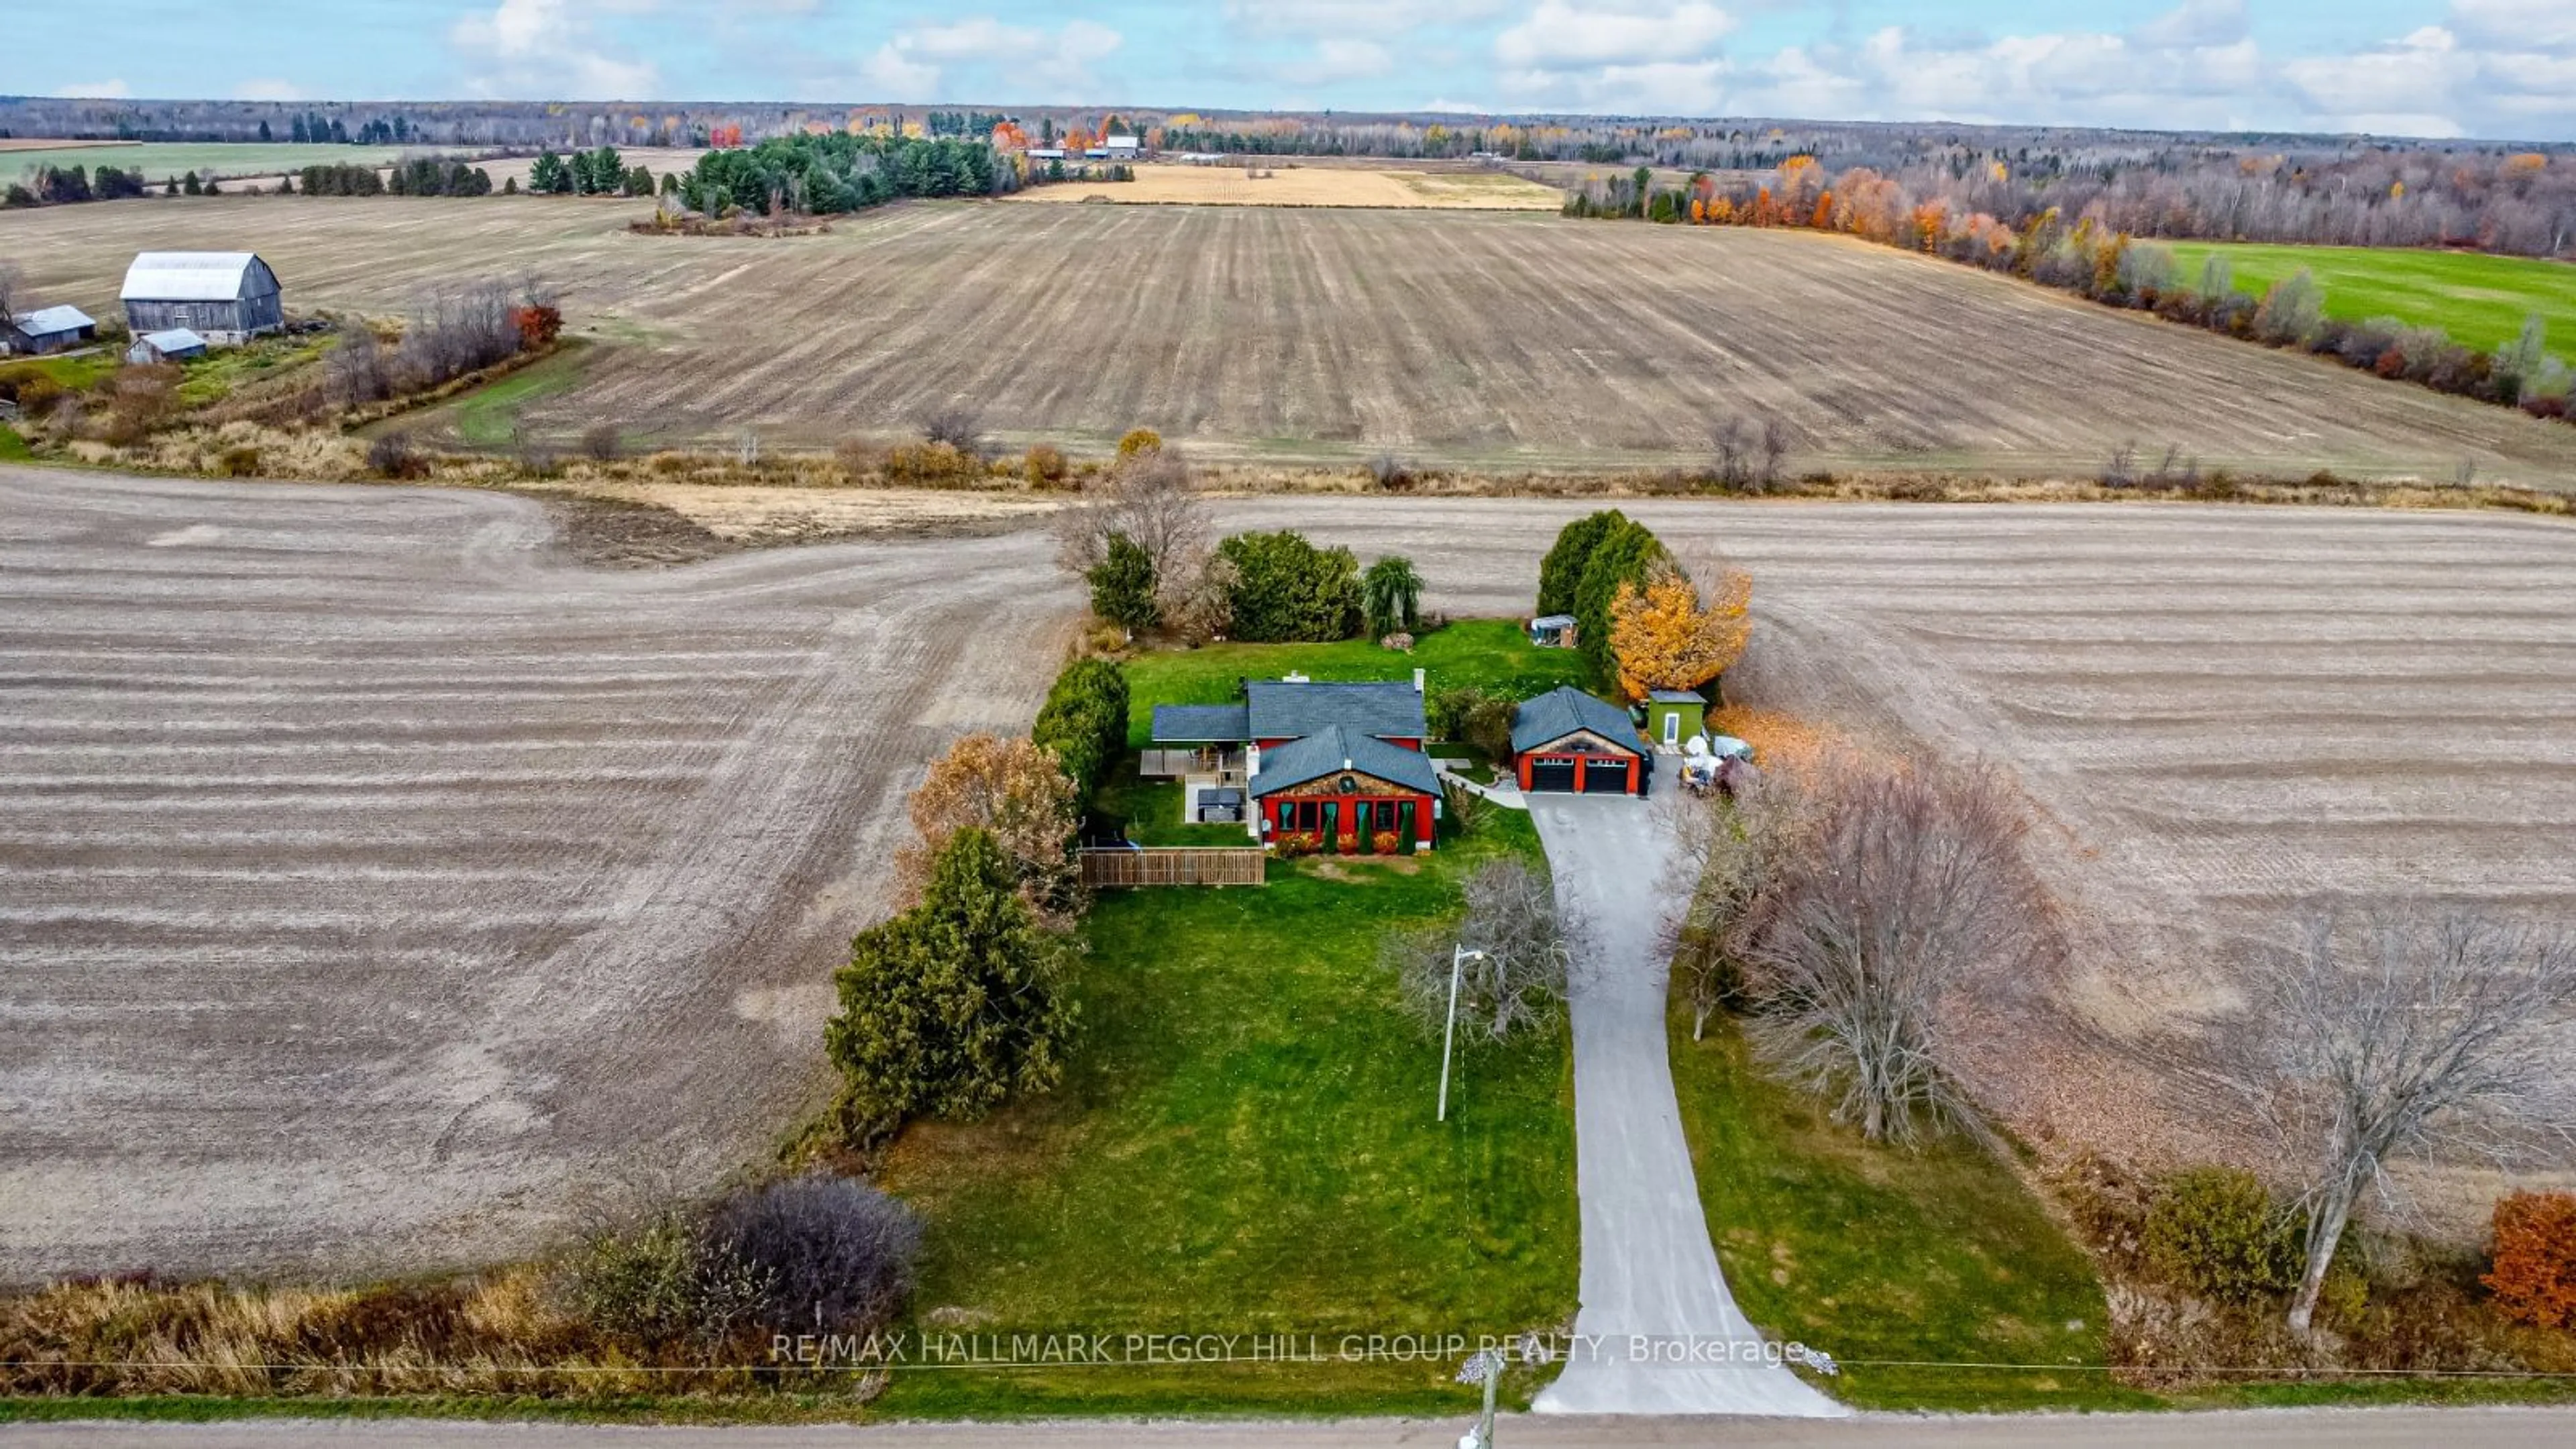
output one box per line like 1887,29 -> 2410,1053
12,1408 -> 2576,1447
1523,795 -> 1843,1418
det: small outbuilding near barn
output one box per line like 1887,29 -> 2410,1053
127,328 -> 209,364
1528,614 -> 1577,649
1511,685 -> 1650,796
119,252 -> 284,346
5,305 -> 99,356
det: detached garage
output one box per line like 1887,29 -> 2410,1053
1510,686 -> 1650,797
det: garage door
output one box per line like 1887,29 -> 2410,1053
1583,757 -> 1635,794
1527,760 -> 1576,792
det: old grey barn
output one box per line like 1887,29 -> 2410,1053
119,252 -> 284,346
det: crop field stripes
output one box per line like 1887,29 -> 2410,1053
0,466 -> 1077,1281
10,197 -> 2576,479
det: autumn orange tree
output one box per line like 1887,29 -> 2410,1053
1608,557 -> 1752,702
898,732 -> 1081,926
2485,1190 -> 2576,1328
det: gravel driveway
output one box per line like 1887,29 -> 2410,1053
1523,794 -> 1845,1417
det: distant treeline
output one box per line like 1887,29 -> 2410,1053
1562,157 -> 2575,427
3,163 -> 229,207
675,134 -> 1010,216
298,160 -> 495,197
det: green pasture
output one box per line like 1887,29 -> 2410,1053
5,142 -> 469,185
2167,241 -> 2576,364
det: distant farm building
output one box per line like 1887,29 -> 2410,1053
5,305 -> 97,356
127,328 -> 209,364
119,252 -> 284,346
1028,148 -> 1068,162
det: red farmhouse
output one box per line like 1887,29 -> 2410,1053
1150,678 -> 1439,853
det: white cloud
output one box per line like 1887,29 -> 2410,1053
235,79 -> 302,102
1224,1 -> 1507,40
857,17 -> 1123,104
450,0 -> 661,99
52,80 -> 131,99
1495,1 -> 1736,72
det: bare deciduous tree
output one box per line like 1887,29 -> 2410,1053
1658,766 -> 1824,1040
1054,447 -> 1210,585
1735,756 -> 2059,1146
2224,904 -> 2576,1335
918,403 -> 985,458
1756,417 -> 1791,490
1711,415 -> 1750,488
325,325 -> 393,405
0,260 -> 23,330
1389,858 -> 1583,1044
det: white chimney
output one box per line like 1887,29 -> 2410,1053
1413,667 -> 1426,694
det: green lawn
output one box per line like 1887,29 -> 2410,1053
174,333 -> 332,407
874,808 -> 1575,1417
1670,1008 -> 2146,1413
2167,242 -> 2576,364
1118,620 -> 1596,751
5,142 -> 472,185
0,425 -> 28,462
1091,765 -> 1254,847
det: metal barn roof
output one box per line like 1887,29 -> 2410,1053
138,328 -> 208,352
14,305 -> 95,335
120,252 -> 266,302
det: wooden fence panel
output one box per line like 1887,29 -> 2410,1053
1079,847 -> 1267,888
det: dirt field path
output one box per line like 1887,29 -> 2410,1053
0,467 -> 1077,1281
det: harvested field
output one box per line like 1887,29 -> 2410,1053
1007,162 -> 1561,209
0,464 -> 1077,1281
9,197 -> 2576,482
9,472 -> 2573,1277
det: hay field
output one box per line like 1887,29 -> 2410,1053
1006,162 -> 1562,209
0,465 -> 1077,1280
8,195 -> 2576,482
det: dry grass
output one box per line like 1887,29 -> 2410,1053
9,197 -> 2575,481
1006,162 -> 1562,209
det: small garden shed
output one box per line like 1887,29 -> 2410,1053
1643,689 -> 1707,750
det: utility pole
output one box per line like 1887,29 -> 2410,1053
1439,946 -> 1487,1122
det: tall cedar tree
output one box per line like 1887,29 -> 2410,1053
1216,530 -> 1363,642
1536,511 -> 1618,618
1572,516 -> 1668,682
827,828 -> 1075,1144
1086,531 -> 1160,635
1030,657 -> 1129,804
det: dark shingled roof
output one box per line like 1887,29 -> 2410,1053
1511,686 -> 1647,756
1245,680 -> 1426,741
1250,726 -> 1442,798
1150,702 -> 1252,743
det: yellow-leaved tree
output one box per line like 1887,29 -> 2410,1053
1609,558 -> 1752,702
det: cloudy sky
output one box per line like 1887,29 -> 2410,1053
13,0 -> 2576,141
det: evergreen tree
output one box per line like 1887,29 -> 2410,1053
826,828 -> 1075,1143
258,120 -> 272,142
1362,555 -> 1424,639
1085,531 -> 1160,635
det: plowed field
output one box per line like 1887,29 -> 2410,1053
9,197 -> 2576,481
